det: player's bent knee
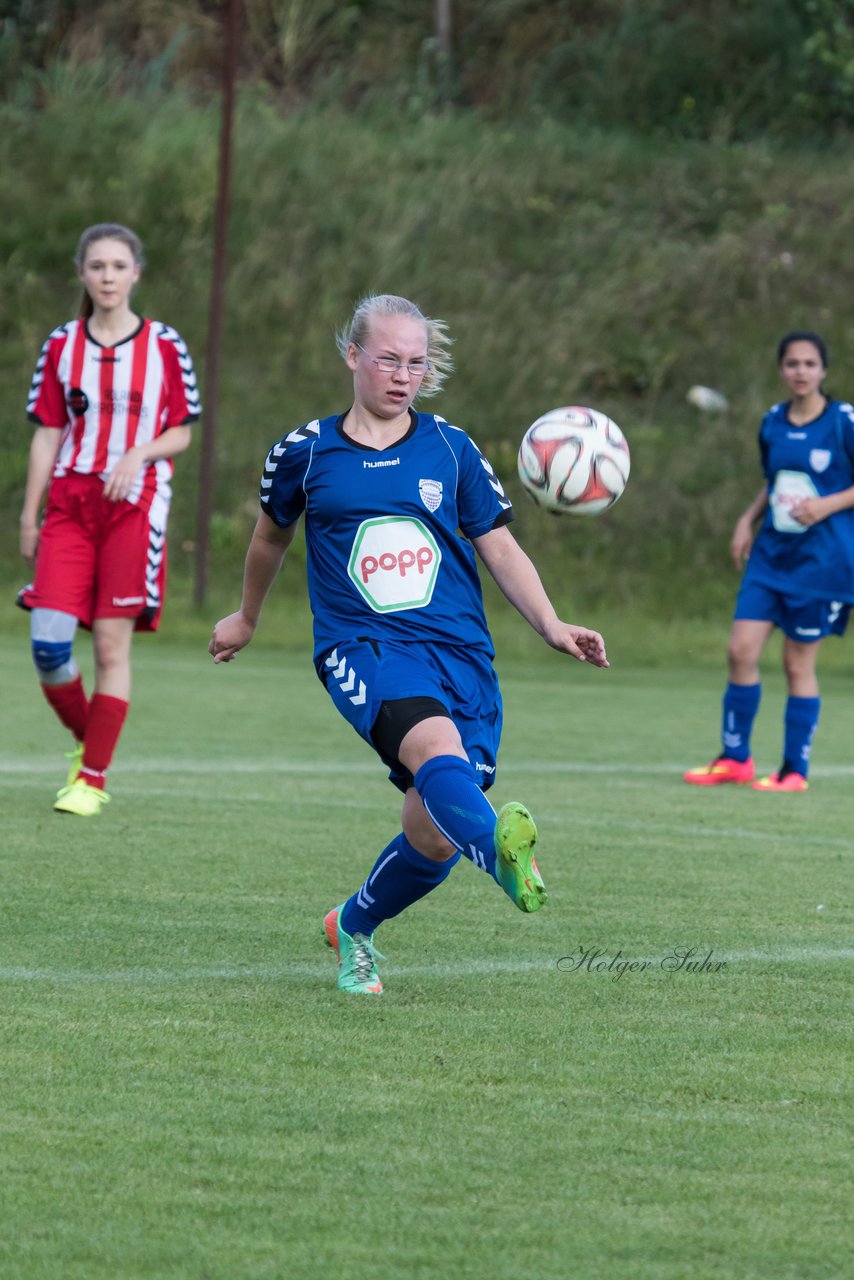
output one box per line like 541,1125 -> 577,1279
31,637 -> 77,685
402,787 -> 459,861
405,823 -> 459,862
30,609 -> 79,683
727,638 -> 760,673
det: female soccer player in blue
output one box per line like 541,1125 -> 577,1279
209,294 -> 608,994
685,332 -> 854,792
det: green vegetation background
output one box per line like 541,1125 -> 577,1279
2,1 -> 853,650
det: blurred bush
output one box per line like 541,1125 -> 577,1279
2,68 -> 853,618
2,2 -> 853,623
2,1 -> 853,137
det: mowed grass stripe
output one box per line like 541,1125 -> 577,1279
1,638 -> 852,1280
1,945 -> 853,985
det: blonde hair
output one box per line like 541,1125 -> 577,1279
75,223 -> 145,319
336,294 -> 453,398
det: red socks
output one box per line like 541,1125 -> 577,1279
41,676 -> 89,741
79,694 -> 129,789
41,680 -> 129,791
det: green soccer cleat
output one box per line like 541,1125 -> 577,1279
494,801 -> 548,913
64,743 -> 84,787
322,905 -> 384,994
54,778 -> 111,817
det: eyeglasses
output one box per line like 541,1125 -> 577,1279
355,343 -> 431,376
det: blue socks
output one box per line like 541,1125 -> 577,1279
720,685 -> 820,776
721,682 -> 761,761
339,754 -> 499,937
341,833 -> 461,937
413,754 -> 498,877
784,696 -> 820,777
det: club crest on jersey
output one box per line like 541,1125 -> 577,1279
418,478 -> 443,513
67,386 -> 89,416
809,449 -> 831,473
348,516 -> 441,613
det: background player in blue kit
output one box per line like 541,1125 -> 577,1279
685,332 -> 854,793
209,293 -> 608,994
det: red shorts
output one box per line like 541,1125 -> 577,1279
21,474 -> 168,632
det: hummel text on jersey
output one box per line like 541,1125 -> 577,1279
363,457 -> 400,469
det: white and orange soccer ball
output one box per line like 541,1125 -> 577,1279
517,405 -> 630,516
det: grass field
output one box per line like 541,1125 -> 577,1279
1,630 -> 852,1280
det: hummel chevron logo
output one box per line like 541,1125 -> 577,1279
260,422 -> 321,504
474,446 -> 512,510
324,648 -> 366,705
286,421 -> 320,445
356,882 -> 375,910
468,842 -> 487,870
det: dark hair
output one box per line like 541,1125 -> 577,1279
777,331 -> 829,368
75,223 -> 145,319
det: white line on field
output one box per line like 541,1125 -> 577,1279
3,786 -> 851,847
1,757 -> 853,778
0,946 -> 851,985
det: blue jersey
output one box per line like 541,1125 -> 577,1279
260,410 -> 513,663
744,399 -> 854,602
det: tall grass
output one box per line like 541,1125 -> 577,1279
4,2 -> 853,135
2,76 -> 854,617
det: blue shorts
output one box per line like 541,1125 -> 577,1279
317,636 -> 502,793
734,580 -> 850,642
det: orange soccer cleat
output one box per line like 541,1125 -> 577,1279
683,756 -> 755,786
322,906 -> 384,995
752,770 -> 809,792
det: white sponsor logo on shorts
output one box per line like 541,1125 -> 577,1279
475,761 -> 495,774
112,596 -> 144,606
795,627 -> 821,637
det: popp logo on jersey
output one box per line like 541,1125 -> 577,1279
770,469 -> 819,535
347,517 -> 442,613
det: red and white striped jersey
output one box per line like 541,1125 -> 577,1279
26,318 -> 201,512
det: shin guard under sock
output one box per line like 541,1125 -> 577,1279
783,695 -> 820,777
41,676 -> 89,742
414,754 -> 498,877
81,694 -> 128,788
721,682 -> 761,762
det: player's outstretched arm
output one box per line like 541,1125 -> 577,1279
209,512 -> 297,664
472,525 -> 609,667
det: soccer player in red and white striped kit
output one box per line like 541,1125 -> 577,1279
19,223 -> 201,815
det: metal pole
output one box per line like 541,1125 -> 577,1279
435,0 -> 453,106
194,0 -> 241,606
435,0 -> 452,58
